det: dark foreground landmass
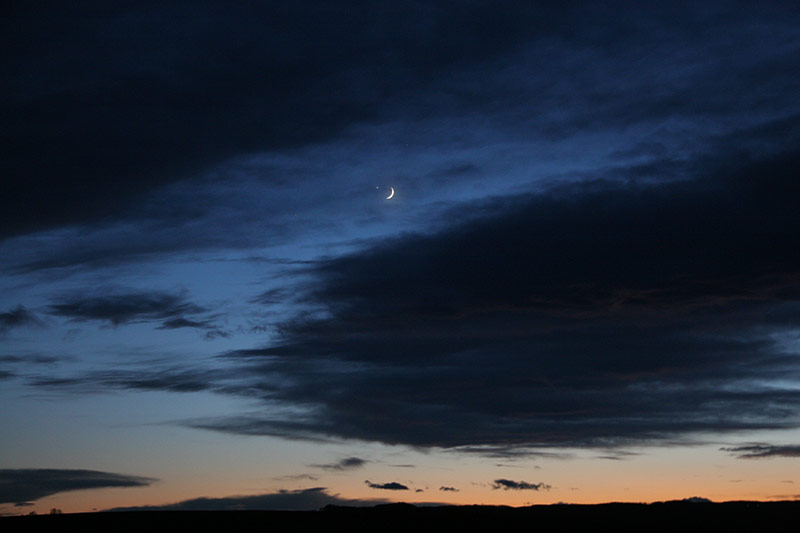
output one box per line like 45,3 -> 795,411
3,501 -> 799,532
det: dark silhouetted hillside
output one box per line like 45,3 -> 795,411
2,501 -> 799,532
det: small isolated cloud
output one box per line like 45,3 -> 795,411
721,444 -> 800,459
492,479 -> 551,491
365,480 -> 409,491
312,457 -> 368,471
108,487 -> 387,511
439,486 -> 459,492
0,469 -> 155,504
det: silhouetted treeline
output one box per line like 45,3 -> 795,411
2,501 -> 799,533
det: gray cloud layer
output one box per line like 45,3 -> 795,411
29,142 -> 800,451
185,143 -> 800,448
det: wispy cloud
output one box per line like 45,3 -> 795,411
311,457 -> 368,471
45,290 -> 228,338
49,291 -> 205,326
721,444 -> 800,459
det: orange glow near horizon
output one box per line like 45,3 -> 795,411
5,438 -> 799,515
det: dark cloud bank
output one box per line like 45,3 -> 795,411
33,142 -> 800,451
4,1 -> 799,246
0,1 -> 589,241
0,469 -> 155,505
184,143 -> 800,449
18,2 -> 800,454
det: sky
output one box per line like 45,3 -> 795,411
2,1 -> 800,514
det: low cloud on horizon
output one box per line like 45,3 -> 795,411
0,469 -> 156,505
106,487 -> 388,512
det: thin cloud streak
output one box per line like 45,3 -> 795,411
312,457 -> 369,471
722,444 -> 800,459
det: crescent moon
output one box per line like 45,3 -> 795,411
386,187 -> 395,200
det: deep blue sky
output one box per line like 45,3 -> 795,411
3,1 -> 800,512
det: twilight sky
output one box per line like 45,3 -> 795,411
3,1 -> 800,513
